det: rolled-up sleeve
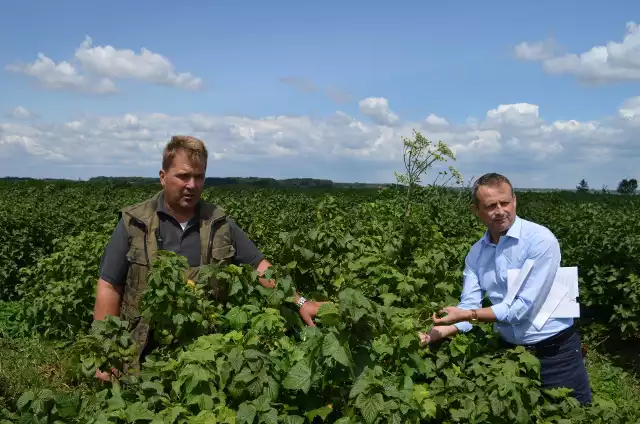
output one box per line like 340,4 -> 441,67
454,251 -> 484,333
490,234 -> 561,324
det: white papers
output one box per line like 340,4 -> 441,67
506,263 -> 580,330
549,267 -> 580,318
504,259 -> 534,305
531,281 -> 568,330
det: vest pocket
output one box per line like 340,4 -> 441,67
122,248 -> 150,321
126,247 -> 149,266
210,243 -> 236,263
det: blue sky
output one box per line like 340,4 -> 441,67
1,1 -> 639,189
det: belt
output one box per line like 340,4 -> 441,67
501,326 -> 575,357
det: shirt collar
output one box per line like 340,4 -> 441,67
482,215 -> 522,245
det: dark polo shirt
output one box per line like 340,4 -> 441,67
99,192 -> 265,287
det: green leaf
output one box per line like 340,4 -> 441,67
125,402 -> 155,422
355,393 -> 382,424
322,333 -> 351,367
372,335 -> 394,357
298,246 -> 315,260
173,313 -> 186,326
226,307 -> 249,329
237,402 -> 257,424
283,361 -> 312,393
260,408 -> 278,424
518,349 -> 540,373
186,393 -> 214,412
16,391 -> 35,410
283,416 -> 305,424
350,373 -> 370,398
306,406 -> 333,422
316,302 -> 340,326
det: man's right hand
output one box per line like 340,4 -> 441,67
95,367 -> 119,382
419,325 -> 459,346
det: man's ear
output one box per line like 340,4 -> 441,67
471,203 -> 479,217
159,169 -> 166,188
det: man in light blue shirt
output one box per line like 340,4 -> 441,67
420,173 -> 592,405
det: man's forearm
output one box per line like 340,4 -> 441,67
434,325 -> 460,339
465,307 -> 497,323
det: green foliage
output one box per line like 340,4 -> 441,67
0,180 -> 638,422
516,192 -> 640,340
75,315 -> 138,379
15,231 -> 110,341
394,129 -> 462,190
616,177 -> 637,194
140,251 -> 221,347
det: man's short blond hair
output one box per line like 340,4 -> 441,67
162,135 -> 208,170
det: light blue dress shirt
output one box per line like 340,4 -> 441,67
454,215 -> 573,345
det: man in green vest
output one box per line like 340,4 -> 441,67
92,135 -> 323,381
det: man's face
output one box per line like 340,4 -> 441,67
472,182 -> 517,237
159,150 -> 206,213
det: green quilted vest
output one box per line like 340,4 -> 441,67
118,190 -> 235,372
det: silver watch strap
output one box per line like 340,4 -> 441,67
296,296 -> 308,309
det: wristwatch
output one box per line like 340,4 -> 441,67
470,309 -> 478,322
296,296 -> 308,309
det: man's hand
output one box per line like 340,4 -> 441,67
95,367 -> 119,382
419,325 -> 459,346
255,259 -> 326,326
432,306 -> 471,325
298,300 -> 326,326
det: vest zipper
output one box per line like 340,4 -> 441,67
144,229 -> 150,265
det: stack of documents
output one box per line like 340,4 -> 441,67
506,260 -> 580,330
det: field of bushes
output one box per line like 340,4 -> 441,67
0,179 -> 639,423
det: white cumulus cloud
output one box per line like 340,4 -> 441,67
619,96 -> 640,122
75,36 -> 203,90
7,106 -> 34,120
516,22 -> 640,84
5,53 -> 116,94
425,114 -> 449,126
514,39 -> 558,61
5,36 -> 202,93
359,97 -> 400,126
0,97 -> 637,189
485,103 -> 541,127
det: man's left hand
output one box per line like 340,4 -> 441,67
433,306 -> 470,325
299,301 -> 326,326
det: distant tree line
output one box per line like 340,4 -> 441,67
576,177 -> 638,194
84,176 -> 389,189
2,175 -> 636,193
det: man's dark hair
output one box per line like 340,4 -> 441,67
472,173 -> 514,205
